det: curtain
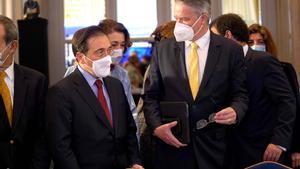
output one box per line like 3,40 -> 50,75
222,0 -> 259,25
290,0 -> 300,78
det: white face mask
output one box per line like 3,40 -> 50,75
174,15 -> 204,42
85,55 -> 112,78
251,44 -> 266,52
111,49 -> 123,64
0,43 -> 11,66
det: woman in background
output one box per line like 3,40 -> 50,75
249,24 -> 300,169
98,19 -> 137,123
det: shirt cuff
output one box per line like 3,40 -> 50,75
276,145 -> 287,152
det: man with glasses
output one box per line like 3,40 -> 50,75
46,26 -> 143,169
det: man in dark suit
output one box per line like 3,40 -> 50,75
210,13 -> 296,168
143,1 -> 248,169
46,26 -> 143,169
0,15 -> 50,169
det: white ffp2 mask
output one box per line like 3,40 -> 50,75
251,44 -> 266,52
85,55 -> 112,78
174,15 -> 204,42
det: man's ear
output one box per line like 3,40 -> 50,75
75,52 -> 84,64
9,40 -> 18,54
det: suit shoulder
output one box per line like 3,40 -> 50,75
16,64 -> 46,80
210,33 -> 241,49
249,50 -> 278,63
49,75 -> 73,91
106,76 -> 123,87
155,37 -> 177,48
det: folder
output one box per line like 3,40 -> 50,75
160,101 -> 190,144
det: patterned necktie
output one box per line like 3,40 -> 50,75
95,80 -> 112,126
0,71 -> 13,126
188,42 -> 200,100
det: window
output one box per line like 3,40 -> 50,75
64,0 -> 105,67
117,0 -> 157,38
64,0 -> 105,39
222,0 -> 260,25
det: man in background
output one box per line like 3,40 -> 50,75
210,13 -> 296,168
0,15 -> 50,169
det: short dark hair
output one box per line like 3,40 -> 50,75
0,15 -> 18,44
71,26 -> 106,55
211,13 -> 249,43
98,19 -> 132,53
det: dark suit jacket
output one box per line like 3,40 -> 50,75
143,33 -> 248,169
281,62 -> 300,153
229,49 -> 296,169
46,69 -> 140,169
0,64 -> 49,169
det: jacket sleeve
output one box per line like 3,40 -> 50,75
31,75 -> 51,169
281,62 -> 300,151
263,57 -> 296,149
229,45 -> 249,123
46,86 -> 81,169
143,45 -> 163,132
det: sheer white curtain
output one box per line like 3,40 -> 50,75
0,0 -> 23,22
222,0 -> 259,25
290,0 -> 300,79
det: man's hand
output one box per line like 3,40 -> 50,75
215,107 -> 237,125
131,164 -> 144,169
291,152 -> 300,168
154,121 -> 187,148
263,144 -> 283,162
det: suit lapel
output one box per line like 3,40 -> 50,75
196,33 -> 222,100
12,64 -> 28,129
103,77 -> 119,134
175,42 -> 194,102
245,47 -> 253,62
72,69 -> 114,134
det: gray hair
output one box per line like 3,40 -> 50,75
0,15 -> 18,44
175,0 -> 211,18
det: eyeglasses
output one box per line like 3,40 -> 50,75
93,47 -> 113,58
196,113 -> 216,130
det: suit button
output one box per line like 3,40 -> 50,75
10,140 -> 14,144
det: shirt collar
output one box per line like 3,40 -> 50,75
78,65 -> 103,87
4,62 -> 14,81
185,29 -> 210,49
243,45 -> 249,57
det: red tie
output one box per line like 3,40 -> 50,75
95,80 -> 112,126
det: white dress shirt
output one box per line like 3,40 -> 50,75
243,45 -> 249,57
185,29 -> 210,87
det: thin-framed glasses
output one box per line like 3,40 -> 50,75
196,113 -> 216,130
93,47 -> 113,58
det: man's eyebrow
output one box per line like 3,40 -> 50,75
94,48 -> 105,53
